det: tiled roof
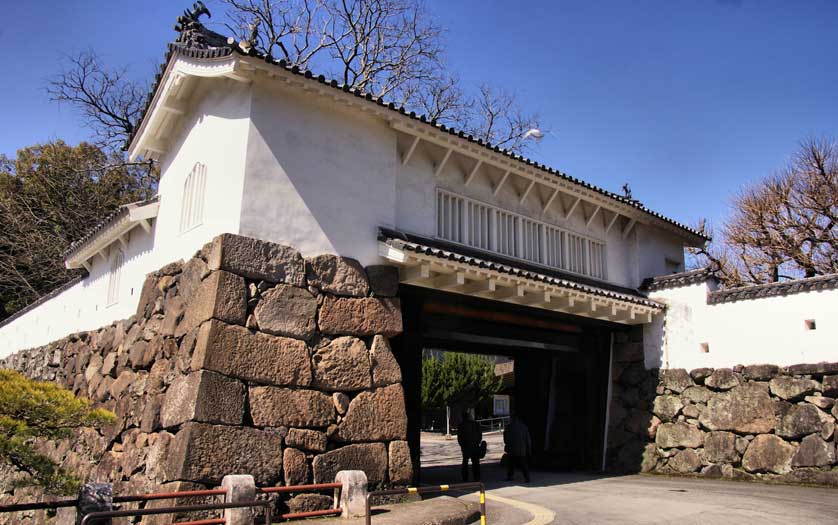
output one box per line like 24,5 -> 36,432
126,15 -> 708,244
62,196 -> 160,258
378,227 -> 663,309
708,273 -> 838,304
641,267 -> 716,292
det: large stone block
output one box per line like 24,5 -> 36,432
312,337 -> 372,391
192,320 -> 312,387
624,409 -> 661,439
283,448 -> 310,485
388,440 -> 413,484
286,428 -> 328,453
704,431 -> 739,463
743,364 -> 779,381
823,375 -> 838,397
776,404 -> 829,440
365,265 -> 399,297
370,335 -> 402,387
160,370 -> 245,428
249,387 -> 335,428
698,383 -> 777,434
652,395 -> 683,422
667,449 -> 701,473
682,385 -> 711,404
336,384 -> 407,442
769,376 -> 822,401
704,368 -> 740,391
180,270 -> 248,333
207,233 -> 305,286
660,369 -> 693,393
252,284 -> 317,340
655,422 -> 703,449
306,254 -> 369,297
166,423 -> 282,485
312,443 -> 387,484
742,434 -> 796,474
786,362 -> 838,376
318,296 -> 403,337
792,434 -> 836,467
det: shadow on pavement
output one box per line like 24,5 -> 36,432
421,461 -> 620,491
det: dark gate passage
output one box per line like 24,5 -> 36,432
391,285 -> 621,480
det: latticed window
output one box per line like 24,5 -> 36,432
180,162 -> 207,232
435,189 -> 607,280
106,248 -> 124,306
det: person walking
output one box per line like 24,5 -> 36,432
457,409 -> 482,482
503,414 -> 531,482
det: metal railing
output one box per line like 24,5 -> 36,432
261,482 -> 343,520
365,482 -> 486,525
80,499 -> 272,525
3,481 -> 344,524
476,416 -> 510,432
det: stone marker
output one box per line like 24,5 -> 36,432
221,474 -> 256,525
336,470 -> 368,518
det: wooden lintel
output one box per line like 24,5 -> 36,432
586,205 -> 602,228
493,171 -> 511,196
464,278 -> 498,296
542,188 -> 560,213
519,180 -> 536,204
432,271 -> 466,290
565,197 -> 582,220
622,219 -> 637,239
402,264 -> 431,284
494,284 -> 525,300
402,136 -> 420,166
434,148 -> 453,177
464,160 -> 483,186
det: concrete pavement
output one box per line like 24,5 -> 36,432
420,431 -> 838,524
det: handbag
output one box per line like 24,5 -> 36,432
478,440 -> 487,459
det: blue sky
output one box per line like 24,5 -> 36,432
0,0 -> 835,230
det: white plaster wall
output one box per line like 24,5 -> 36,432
644,281 -> 838,370
150,79 -> 251,270
0,224 -> 154,356
0,79 -> 251,357
239,81 -> 397,265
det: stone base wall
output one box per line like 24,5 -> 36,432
0,233 -> 410,524
607,329 -> 838,485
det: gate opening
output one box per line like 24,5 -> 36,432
391,286 -> 618,483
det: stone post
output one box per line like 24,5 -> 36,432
335,470 -> 368,518
76,482 -> 112,525
222,474 -> 256,525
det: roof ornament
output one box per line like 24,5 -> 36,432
234,18 -> 261,53
622,182 -> 633,200
174,1 -> 227,49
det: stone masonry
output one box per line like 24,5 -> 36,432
607,328 -> 838,486
0,233 -> 410,524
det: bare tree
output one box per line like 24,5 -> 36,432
222,0 -> 542,153
46,51 -> 147,151
464,84 -> 541,153
690,138 -> 838,287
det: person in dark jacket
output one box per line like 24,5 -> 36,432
457,410 -> 482,482
503,415 -> 531,482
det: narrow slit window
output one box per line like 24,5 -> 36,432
180,162 -> 207,232
106,248 -> 124,306
699,342 -> 710,353
804,319 -> 816,331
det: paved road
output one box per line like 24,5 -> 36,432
420,433 -> 838,524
